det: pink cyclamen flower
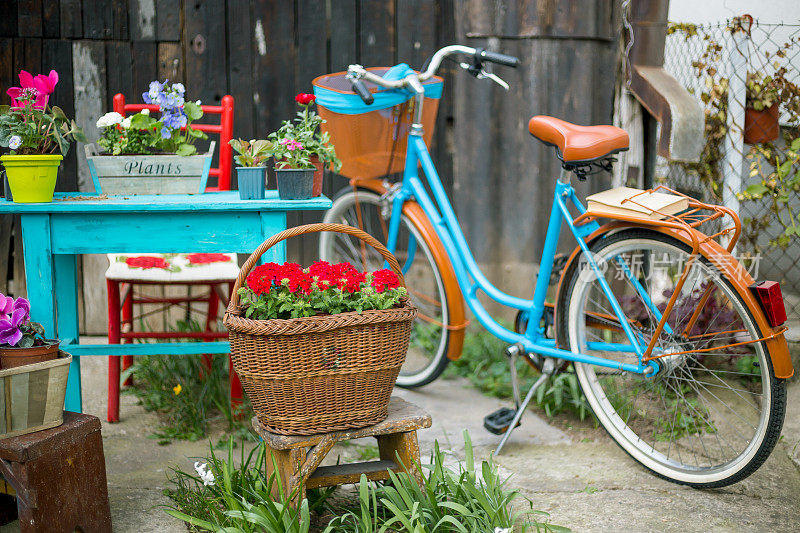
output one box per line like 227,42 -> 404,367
6,69 -> 56,110
34,70 -> 58,96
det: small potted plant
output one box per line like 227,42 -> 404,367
229,138 -> 274,199
269,135 -> 316,200
744,72 -> 780,144
0,292 -> 59,369
269,93 -> 341,197
86,80 -> 214,195
0,69 -> 86,203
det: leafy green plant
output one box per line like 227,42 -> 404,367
669,20 -> 800,250
0,69 -> 86,155
166,432 -> 568,532
268,93 -> 342,172
738,137 -> 800,247
325,431 -> 566,532
95,80 -> 208,156
746,71 -> 780,111
165,437 -> 325,532
126,319 -> 255,443
229,138 -> 274,167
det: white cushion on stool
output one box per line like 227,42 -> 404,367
105,253 -> 240,283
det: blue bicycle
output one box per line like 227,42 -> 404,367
314,45 -> 792,487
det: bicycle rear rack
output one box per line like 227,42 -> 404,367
573,185 -> 742,254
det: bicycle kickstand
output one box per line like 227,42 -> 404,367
490,346 -> 555,456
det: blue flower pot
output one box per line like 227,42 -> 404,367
275,168 -> 315,200
236,166 -> 267,200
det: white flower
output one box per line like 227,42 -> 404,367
172,83 -> 185,94
140,109 -> 150,116
96,111 -> 123,129
195,100 -> 202,106
494,528 -> 511,533
121,117 -> 132,129
8,136 -> 22,150
193,461 -> 215,486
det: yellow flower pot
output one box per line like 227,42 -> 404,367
0,154 -> 63,203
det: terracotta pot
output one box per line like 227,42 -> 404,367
744,103 -> 780,145
0,340 -> 60,369
309,155 -> 325,197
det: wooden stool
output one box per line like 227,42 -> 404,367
0,411 -> 112,532
252,397 -> 431,503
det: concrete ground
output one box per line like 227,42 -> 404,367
4,349 -> 800,532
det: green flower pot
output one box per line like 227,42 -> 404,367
0,154 -> 62,203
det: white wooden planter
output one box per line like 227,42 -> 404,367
85,141 -> 215,195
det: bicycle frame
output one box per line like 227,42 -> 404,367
385,133 -> 661,376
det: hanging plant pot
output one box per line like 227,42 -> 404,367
309,155 -> 325,197
0,154 -> 62,203
236,166 -> 267,199
275,167 -> 315,200
0,340 -> 60,370
744,103 -> 780,144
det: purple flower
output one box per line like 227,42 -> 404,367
13,298 -> 30,323
161,126 -> 172,139
0,308 -> 26,347
0,294 -> 13,316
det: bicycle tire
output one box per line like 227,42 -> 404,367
320,189 -> 452,387
557,228 -> 786,487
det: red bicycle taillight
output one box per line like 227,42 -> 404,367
749,281 -> 787,327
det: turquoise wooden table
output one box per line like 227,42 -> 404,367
0,191 -> 332,413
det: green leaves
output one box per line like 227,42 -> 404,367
184,100 -> 204,121
175,143 -> 198,156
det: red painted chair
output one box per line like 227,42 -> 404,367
105,94 -> 242,422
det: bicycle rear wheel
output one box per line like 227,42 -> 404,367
557,229 -> 786,487
320,189 -> 451,387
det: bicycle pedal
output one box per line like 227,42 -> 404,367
483,407 -> 521,435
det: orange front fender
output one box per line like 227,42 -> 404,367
354,180 -> 467,360
555,222 -> 793,379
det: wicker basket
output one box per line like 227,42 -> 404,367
312,68 -> 442,180
0,351 -> 71,439
224,223 -> 417,435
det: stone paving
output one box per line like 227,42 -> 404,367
2,350 -> 800,532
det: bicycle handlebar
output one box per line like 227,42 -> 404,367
475,48 -> 519,68
346,44 -> 520,101
347,76 -> 374,105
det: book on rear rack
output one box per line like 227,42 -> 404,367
586,187 -> 689,220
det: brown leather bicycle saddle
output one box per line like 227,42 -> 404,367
528,115 -> 629,164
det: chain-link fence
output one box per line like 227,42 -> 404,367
650,18 -> 800,321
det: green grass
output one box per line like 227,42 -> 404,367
165,432 -> 569,532
124,319 -> 256,444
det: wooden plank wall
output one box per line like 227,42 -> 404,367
0,0 -> 458,333
453,0 -> 619,312
0,0 -> 619,331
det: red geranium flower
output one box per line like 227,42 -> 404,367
246,262 -> 282,294
371,269 -> 400,293
186,253 -> 232,265
295,93 -> 315,105
126,256 -> 170,269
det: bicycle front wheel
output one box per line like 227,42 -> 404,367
557,229 -> 786,487
320,189 -> 451,387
